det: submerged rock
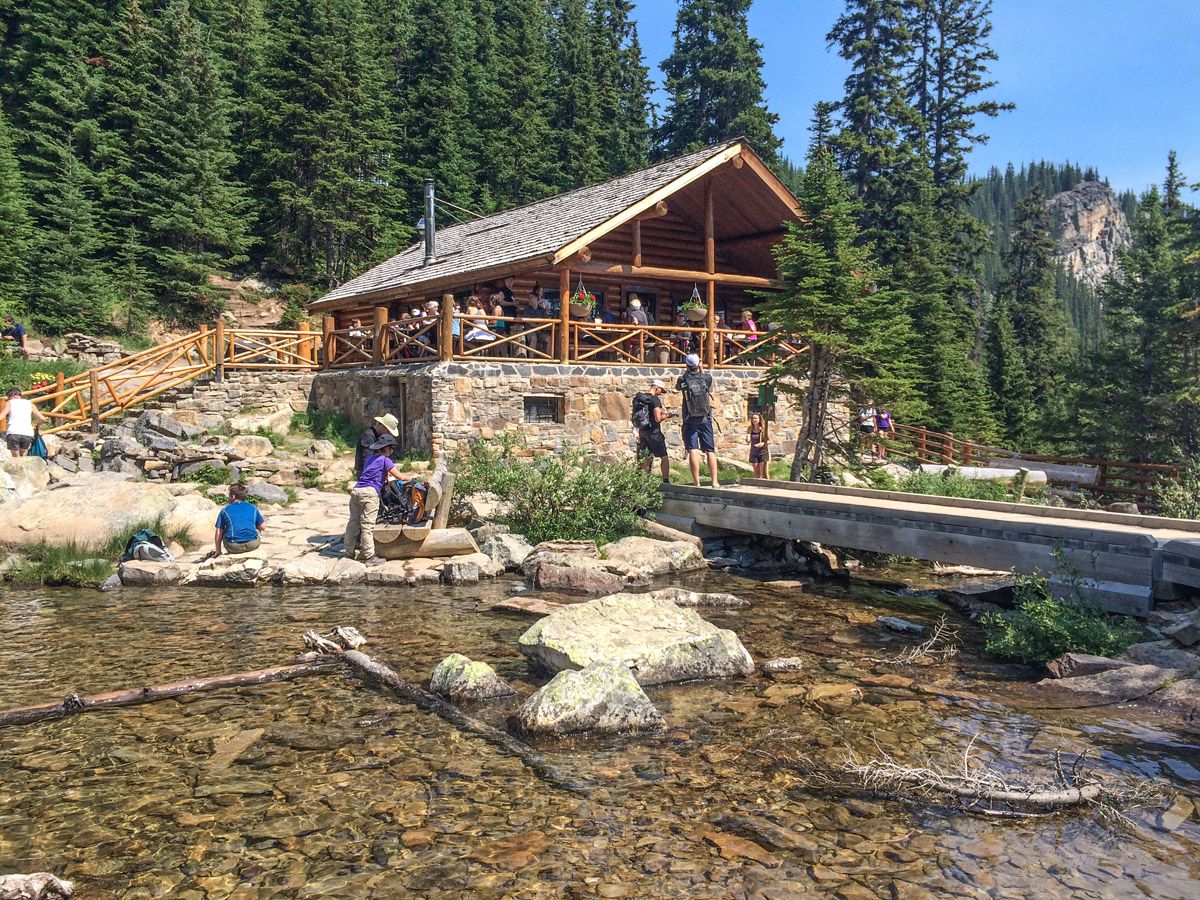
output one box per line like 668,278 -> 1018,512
877,616 -> 925,636
513,661 -> 664,734
517,592 -> 755,685
763,657 -> 804,673
647,587 -> 748,608
1045,652 -> 1133,679
1035,664 -> 1192,704
429,653 -> 515,702
193,552 -> 272,587
118,560 -> 185,587
278,555 -> 366,586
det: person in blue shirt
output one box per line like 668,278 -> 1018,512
2,315 -> 28,357
214,482 -> 266,555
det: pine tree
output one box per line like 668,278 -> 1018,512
994,189 -> 1071,448
826,0 -> 914,212
107,0 -> 250,315
256,0 -> 402,285
984,294 -> 1033,446
1083,183 -> 1198,461
754,148 -> 920,479
904,0 -> 1012,198
29,144 -> 115,333
0,106 -> 32,312
488,0 -> 560,204
657,0 -> 781,161
1164,149 -> 1185,213
591,0 -> 652,175
550,0 -> 603,187
404,0 -> 479,208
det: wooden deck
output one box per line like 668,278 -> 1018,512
659,480 -> 1200,615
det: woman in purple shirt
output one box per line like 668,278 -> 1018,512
345,434 -> 405,565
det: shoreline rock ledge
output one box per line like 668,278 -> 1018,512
517,592 -> 755,686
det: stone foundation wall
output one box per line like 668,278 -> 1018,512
150,371 -> 315,430
312,362 -> 803,461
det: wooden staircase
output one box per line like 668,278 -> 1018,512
20,324 -> 319,435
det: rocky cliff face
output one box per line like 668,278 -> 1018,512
1045,181 -> 1132,288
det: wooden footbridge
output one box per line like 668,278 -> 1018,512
659,480 -> 1200,615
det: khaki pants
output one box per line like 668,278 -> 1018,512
344,487 -> 380,559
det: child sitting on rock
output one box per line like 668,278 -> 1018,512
213,482 -> 265,556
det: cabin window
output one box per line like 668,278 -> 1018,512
524,395 -> 565,424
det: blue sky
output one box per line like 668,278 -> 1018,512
631,0 -> 1200,194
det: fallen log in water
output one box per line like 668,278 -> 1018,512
0,656 -> 338,728
304,628 -> 586,794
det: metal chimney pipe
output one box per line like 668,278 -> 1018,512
423,178 -> 436,266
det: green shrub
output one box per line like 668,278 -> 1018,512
0,352 -> 86,391
290,410 -> 359,452
454,437 -> 661,545
1156,458 -> 1200,519
253,426 -> 285,448
4,515 -> 196,587
278,283 -> 312,328
891,469 -> 1046,504
180,464 -> 232,486
981,574 -> 1139,666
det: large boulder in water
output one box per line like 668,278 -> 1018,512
430,653 -> 516,702
513,661 -> 664,735
517,592 -> 755,685
601,536 -> 706,579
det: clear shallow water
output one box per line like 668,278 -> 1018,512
1,575 -> 1199,899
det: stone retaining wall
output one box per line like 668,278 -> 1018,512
150,371 -> 315,430
312,362 -> 804,460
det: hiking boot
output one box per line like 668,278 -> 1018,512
361,556 -> 387,567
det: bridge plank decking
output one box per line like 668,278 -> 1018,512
660,480 -> 1200,616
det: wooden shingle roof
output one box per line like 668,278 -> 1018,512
312,139 -> 788,310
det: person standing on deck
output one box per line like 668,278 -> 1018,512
857,402 -> 878,459
874,408 -> 894,459
344,434 -> 405,566
749,411 -> 770,479
354,413 -> 400,476
676,354 -> 719,488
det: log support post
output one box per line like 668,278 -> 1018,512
322,316 -> 335,369
558,267 -> 571,363
213,319 -> 225,382
943,431 -> 955,465
89,368 -> 101,431
632,219 -> 642,268
297,322 -> 313,366
704,179 -> 717,369
440,293 -> 455,361
372,306 -> 388,367
198,324 -> 209,366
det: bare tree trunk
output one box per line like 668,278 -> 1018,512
791,345 -> 834,481
0,657 -> 338,729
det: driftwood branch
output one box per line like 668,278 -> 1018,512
304,627 -> 586,795
864,616 -> 960,666
764,733 -> 1158,823
0,655 -> 338,728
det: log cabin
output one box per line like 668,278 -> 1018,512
306,139 -> 809,459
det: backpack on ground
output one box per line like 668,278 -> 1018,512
631,392 -> 654,430
122,528 -> 174,563
680,371 -> 711,419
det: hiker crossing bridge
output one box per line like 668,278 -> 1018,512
659,480 -> 1200,615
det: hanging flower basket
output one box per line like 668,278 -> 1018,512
683,307 -> 708,322
681,283 -> 708,322
569,278 -> 596,317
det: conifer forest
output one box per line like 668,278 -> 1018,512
0,0 -> 1196,464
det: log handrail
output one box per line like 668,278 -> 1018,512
883,421 -> 1180,506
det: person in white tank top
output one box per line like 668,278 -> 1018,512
1,387 -> 46,457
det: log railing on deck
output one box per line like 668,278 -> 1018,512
884,421 -> 1179,506
12,315 -> 804,435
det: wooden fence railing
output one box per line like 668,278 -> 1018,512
15,324 -> 320,435
9,313 -> 803,435
883,422 -> 1180,505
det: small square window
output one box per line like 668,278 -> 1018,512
524,395 -> 564,424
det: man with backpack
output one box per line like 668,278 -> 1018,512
676,354 -> 720,487
631,379 -> 673,482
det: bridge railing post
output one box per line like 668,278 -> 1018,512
917,426 -> 928,462
943,431 -> 955,464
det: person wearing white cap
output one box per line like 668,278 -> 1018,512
354,412 -> 401,476
676,353 -> 719,487
631,378 -> 673,482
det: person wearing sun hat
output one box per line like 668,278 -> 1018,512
354,412 -> 400,476
345,433 -> 405,565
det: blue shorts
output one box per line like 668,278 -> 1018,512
682,418 -> 715,453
